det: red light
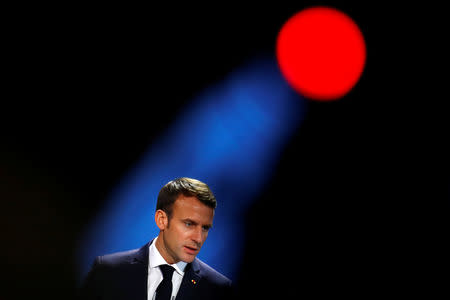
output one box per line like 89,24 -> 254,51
276,6 -> 366,101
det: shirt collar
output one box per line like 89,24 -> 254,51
149,237 -> 187,275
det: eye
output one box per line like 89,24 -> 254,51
202,226 -> 211,232
184,221 -> 192,227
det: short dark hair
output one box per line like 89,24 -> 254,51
156,177 -> 217,218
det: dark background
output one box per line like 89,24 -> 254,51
1,2 -> 444,299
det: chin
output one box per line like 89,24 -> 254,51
182,255 -> 196,263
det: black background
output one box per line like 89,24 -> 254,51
1,2 -> 445,299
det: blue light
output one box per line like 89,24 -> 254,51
77,56 -> 306,282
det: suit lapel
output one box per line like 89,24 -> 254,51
123,242 -> 150,300
175,258 -> 202,300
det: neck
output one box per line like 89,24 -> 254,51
155,233 -> 177,265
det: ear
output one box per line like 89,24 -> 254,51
155,209 -> 168,230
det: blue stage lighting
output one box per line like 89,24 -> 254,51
77,56 -> 306,282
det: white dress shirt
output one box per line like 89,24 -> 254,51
148,237 -> 187,300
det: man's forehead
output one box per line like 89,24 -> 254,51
173,196 -> 214,220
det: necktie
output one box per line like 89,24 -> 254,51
155,265 -> 175,300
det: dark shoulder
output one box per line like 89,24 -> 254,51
96,248 -> 142,267
195,258 -> 232,286
79,246 -> 147,299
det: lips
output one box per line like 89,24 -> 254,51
184,246 -> 199,255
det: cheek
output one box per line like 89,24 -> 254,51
168,225 -> 185,243
176,224 -> 191,239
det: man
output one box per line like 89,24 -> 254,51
79,177 -> 232,300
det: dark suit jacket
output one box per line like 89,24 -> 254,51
79,241 -> 233,300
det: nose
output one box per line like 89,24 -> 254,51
191,227 -> 203,246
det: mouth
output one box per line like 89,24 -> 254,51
183,246 -> 199,255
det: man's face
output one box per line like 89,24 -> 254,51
157,195 -> 214,264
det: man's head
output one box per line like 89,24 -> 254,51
154,178 -> 216,264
